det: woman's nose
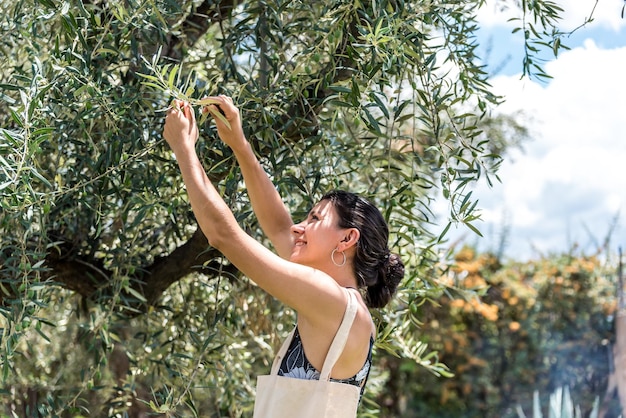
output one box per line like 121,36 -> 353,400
291,222 -> 305,235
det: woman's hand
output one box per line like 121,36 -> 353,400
163,100 -> 199,155
202,95 -> 247,151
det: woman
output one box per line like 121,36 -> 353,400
162,96 -> 404,410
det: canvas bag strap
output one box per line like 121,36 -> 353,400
319,288 -> 358,381
269,289 -> 359,377
270,327 -> 297,375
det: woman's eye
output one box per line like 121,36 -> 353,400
310,215 -> 320,221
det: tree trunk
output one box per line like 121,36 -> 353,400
615,249 -> 625,416
597,249 -> 624,418
615,313 -> 626,417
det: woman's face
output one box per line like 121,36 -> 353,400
289,200 -> 347,268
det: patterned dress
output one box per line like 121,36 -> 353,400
277,327 -> 374,397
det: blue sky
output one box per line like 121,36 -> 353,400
436,0 -> 626,261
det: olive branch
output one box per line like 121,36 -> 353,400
138,48 -> 231,129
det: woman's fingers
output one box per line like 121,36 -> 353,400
201,95 -> 235,116
163,100 -> 199,147
183,102 -> 196,123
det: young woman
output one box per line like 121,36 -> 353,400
162,96 -> 404,406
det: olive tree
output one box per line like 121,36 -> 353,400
0,0 -> 574,415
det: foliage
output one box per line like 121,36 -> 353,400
0,0 -> 575,416
387,246 -> 620,418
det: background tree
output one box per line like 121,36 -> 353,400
393,246 -> 621,418
1,0 -> 574,416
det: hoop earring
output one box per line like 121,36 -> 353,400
331,248 -> 346,267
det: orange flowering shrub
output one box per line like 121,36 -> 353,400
403,246 -> 618,418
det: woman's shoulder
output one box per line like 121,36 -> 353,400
347,288 -> 376,339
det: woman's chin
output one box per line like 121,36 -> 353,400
289,252 -> 310,266
288,252 -> 300,263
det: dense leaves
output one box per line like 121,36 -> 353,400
388,247 -> 621,418
0,0 -> 581,416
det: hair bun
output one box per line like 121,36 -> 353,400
365,252 -> 405,308
385,253 -> 404,291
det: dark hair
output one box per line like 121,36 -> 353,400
321,190 -> 405,308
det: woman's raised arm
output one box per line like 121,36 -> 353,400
202,96 -> 295,258
162,101 -> 348,327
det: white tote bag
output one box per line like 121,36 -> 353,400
253,290 -> 361,418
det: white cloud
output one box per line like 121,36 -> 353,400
477,0 -> 626,31
446,40 -> 626,259
559,0 -> 625,31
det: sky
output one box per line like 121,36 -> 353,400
436,0 -> 626,261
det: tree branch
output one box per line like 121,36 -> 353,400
163,0 -> 237,62
39,228 -> 239,313
138,228 -> 237,305
277,13 -> 362,142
